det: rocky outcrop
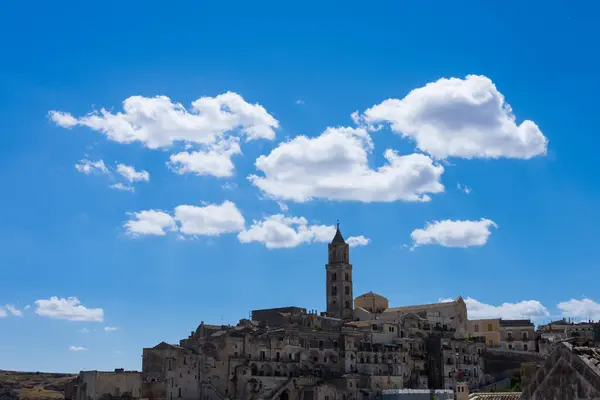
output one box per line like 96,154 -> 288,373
0,387 -> 19,400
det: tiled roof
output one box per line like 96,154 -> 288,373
383,299 -> 456,313
499,319 -> 533,327
469,393 -> 522,400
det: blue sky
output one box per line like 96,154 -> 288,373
2,0 -> 600,373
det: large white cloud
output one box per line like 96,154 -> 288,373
361,75 -> 548,160
411,219 -> 497,249
124,210 -> 177,236
249,126 -> 444,203
557,298 -> 600,321
50,92 -> 279,177
35,297 -> 104,322
174,201 -> 245,236
440,297 -> 550,320
238,214 -> 371,249
168,137 -> 242,177
124,201 -> 245,237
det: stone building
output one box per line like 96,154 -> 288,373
469,319 -> 501,347
66,369 -> 142,400
66,225 -> 488,400
498,320 -> 535,352
538,318 -> 598,343
441,337 -> 486,390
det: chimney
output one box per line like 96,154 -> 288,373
456,382 -> 469,400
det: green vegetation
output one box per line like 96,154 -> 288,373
0,370 -> 75,400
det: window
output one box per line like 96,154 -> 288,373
487,323 -> 493,331
345,273 -> 349,281
345,300 -> 350,309
474,324 -> 479,332
345,286 -> 350,295
389,326 -> 395,332
332,273 -> 337,281
331,286 -> 337,296
178,388 -> 181,398
183,356 -> 186,365
168,360 -> 172,371
524,344 -> 528,351
276,352 -> 280,361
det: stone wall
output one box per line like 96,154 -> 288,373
521,341 -> 600,400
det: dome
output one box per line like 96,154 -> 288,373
354,291 -> 389,313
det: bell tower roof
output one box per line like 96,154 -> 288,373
331,221 -> 345,244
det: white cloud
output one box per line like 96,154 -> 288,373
446,297 -> 550,320
124,201 -> 245,237
174,201 -> 245,236
24,305 -> 31,310
346,236 -> 371,247
457,183 -> 472,194
238,214 -> 370,249
75,159 -> 109,175
411,219 -> 497,249
110,183 -> 135,192
104,326 -> 119,332
168,137 -> 241,177
35,297 -> 104,322
276,202 -> 289,212
0,308 -> 6,318
124,210 -> 177,236
77,328 -> 90,333
50,92 -> 279,177
249,126 -> 444,203
2,305 -> 23,317
557,298 -> 600,321
361,75 -> 548,160
295,100 -> 305,105
116,163 -> 150,183
69,346 -> 88,352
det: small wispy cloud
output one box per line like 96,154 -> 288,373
69,346 -> 88,352
457,183 -> 472,194
104,326 -> 119,332
295,99 -> 305,105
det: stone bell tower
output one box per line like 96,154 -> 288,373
326,222 -> 353,320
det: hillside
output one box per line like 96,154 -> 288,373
0,371 -> 76,400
